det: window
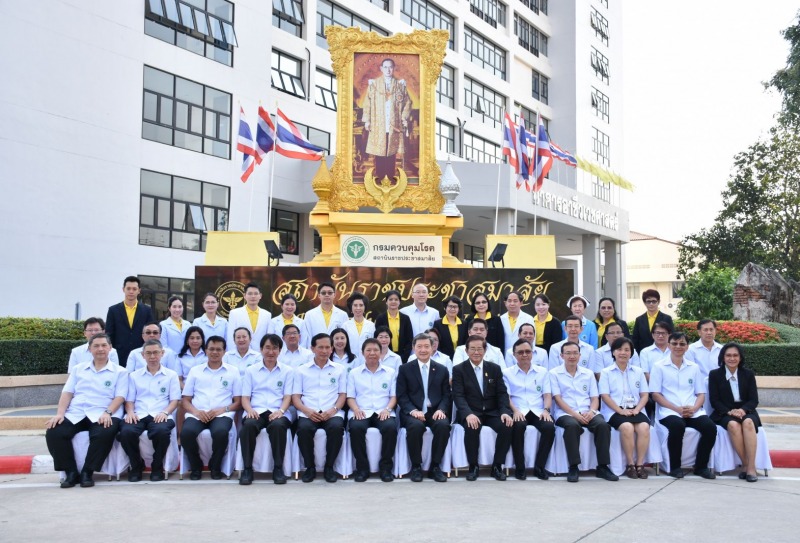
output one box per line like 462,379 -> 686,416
437,64 -> 455,108
292,121 -> 331,153
591,87 -> 609,122
463,132 -> 502,163
672,281 -> 685,298
591,8 -> 609,46
464,76 -> 506,129
593,127 -> 610,166
316,0 -> 388,49
273,0 -> 304,37
513,104 -> 536,130
142,66 -> 232,158
469,0 -> 506,28
315,69 -> 338,111
519,0 -> 547,15
464,245 -> 485,268
626,284 -> 640,300
139,275 -> 195,320
367,0 -> 390,10
514,14 -> 547,57
271,209 -> 300,255
599,0 -> 609,8
464,27 -> 507,80
591,47 -> 610,84
401,0 -> 455,50
271,50 -> 305,98
532,69 -> 549,104
139,169 -> 229,252
144,0 -> 237,66
436,119 -> 455,154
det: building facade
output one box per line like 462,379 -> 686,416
624,231 -> 683,319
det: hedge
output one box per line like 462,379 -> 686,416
740,344 -> 800,376
0,340 -> 82,376
0,318 -> 84,340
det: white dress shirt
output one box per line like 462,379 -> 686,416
408,351 -> 451,375
68,343 -> 119,373
638,344 -> 670,374
346,363 -> 396,418
549,365 -> 598,419
500,311 -> 535,353
182,362 -> 242,420
726,367 -> 741,402
548,339 -> 595,371
343,318 -> 376,357
242,361 -> 294,419
400,304 -> 440,336
291,360 -> 346,418
503,363 -> 551,413
159,318 -> 190,354
127,346 -> 179,374
598,364 -> 649,420
452,343 -> 504,367
63,361 -> 128,423
126,365 -> 181,418
178,350 -> 208,379
300,306 -> 348,348
685,340 -> 722,378
649,358 -> 706,420
192,314 -> 228,344
278,345 -> 314,368
591,344 -> 641,374
223,348 -> 262,375
227,306 -> 272,352
504,345 -> 548,369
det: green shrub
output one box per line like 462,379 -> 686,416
674,320 -> 781,344
0,318 -> 84,340
764,322 -> 800,344
0,340 -> 82,375
741,343 -> 800,376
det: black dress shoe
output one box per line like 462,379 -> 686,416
239,468 -> 253,485
324,467 -> 338,483
567,466 -> 579,483
491,465 -> 507,481
127,469 -> 142,483
273,468 -> 287,485
746,474 -> 758,483
301,467 -> 316,483
410,466 -> 423,482
738,471 -> 748,480
514,467 -> 527,480
189,469 -> 202,480
210,470 -> 224,480
668,468 -> 684,479
694,468 -> 716,480
79,471 -> 95,488
380,470 -> 394,482
431,466 -> 447,483
354,470 -> 368,482
60,471 -> 79,488
465,465 -> 479,481
150,470 -> 165,482
596,465 -> 619,482
533,466 -> 549,480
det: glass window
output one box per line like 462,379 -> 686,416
627,284 -> 640,300
401,0 -> 455,50
591,87 -> 610,122
436,119 -> 455,154
272,50 -> 305,98
463,132 -> 502,164
593,127 -> 610,167
463,27 -> 506,80
271,209 -> 300,255
464,76 -> 506,129
469,0 -> 506,29
591,47 -> 610,84
519,0 -> 547,15
532,69 -> 549,105
315,69 -> 338,111
437,64 -> 455,108
292,121 -> 331,153
139,274 -> 195,320
464,245 -> 485,268
591,8 -> 609,46
514,14 -> 548,57
316,0 -> 388,50
273,0 -> 304,37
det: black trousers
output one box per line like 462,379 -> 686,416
374,153 -> 397,181
180,416 -> 233,472
403,408 -> 451,467
461,414 -> 512,467
118,416 -> 175,472
296,416 -> 344,470
660,415 -> 717,471
239,412 -> 291,470
556,414 -> 611,467
348,414 -> 398,473
511,411 -> 556,469
45,416 -> 121,473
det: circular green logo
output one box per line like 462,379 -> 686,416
688,378 -> 693,384
330,377 -> 336,384
382,382 -> 388,389
536,386 -> 541,392
104,380 -> 111,387
160,387 -> 166,393
343,236 -> 369,263
222,380 -> 229,387
635,381 -> 640,388
277,381 -> 283,387
582,385 -> 588,391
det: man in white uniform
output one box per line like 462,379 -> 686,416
400,283 -> 440,336
226,282 -> 272,351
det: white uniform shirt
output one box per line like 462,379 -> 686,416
504,345 -> 548,369
268,314 -> 304,336
500,311 -> 535,353
343,318 -> 376,356
598,364 -> 649,420
549,365 -> 598,419
591,344 -> 641,374
291,360 -> 346,418
400,304 -> 440,336
649,358 -> 706,420
159,318 -> 190,354
503,364 -> 551,413
332,352 -> 360,375
126,365 -> 181,419
638,344 -> 670,374
346,363 -> 396,418
126,346 -> 179,374
278,345 -> 314,368
227,306 -> 272,352
300,306 -> 348,348
178,350 -> 208,379
68,343 -> 119,373
242,361 -> 294,419
548,339 -> 595,371
684,340 -> 722,378
63,361 -> 128,423
223,348 -> 262,375
182,362 -> 242,420
192,315 -> 228,344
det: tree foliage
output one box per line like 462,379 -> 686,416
676,265 -> 738,321
768,11 -> 800,124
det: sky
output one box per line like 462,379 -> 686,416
622,1 -> 799,243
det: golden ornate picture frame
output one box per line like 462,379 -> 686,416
325,27 -> 448,214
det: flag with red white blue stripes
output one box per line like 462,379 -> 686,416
256,106 -> 276,162
275,109 -> 324,161
237,106 -> 258,183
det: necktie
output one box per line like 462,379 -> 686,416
475,365 -> 483,395
422,363 -> 429,407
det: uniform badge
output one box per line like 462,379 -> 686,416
382,383 -> 388,389
277,381 -> 283,387
582,384 -> 588,391
104,380 -> 111,387
330,377 -> 336,384
536,386 -> 541,392
222,380 -> 229,387
688,378 -> 693,384
160,387 -> 166,393
635,381 -> 640,388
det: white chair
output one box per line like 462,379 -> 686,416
59,431 -> 127,481
394,427 -> 452,477
347,427 -> 391,475
550,425 -> 599,474
609,427 -> 662,476
179,425 -> 238,479
654,420 -> 706,473
713,425 -> 772,476
503,425 -> 557,474
450,424 -> 509,476
118,426 -> 180,479
234,428 -> 293,475
290,429 -> 350,478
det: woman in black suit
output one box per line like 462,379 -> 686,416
594,297 -> 631,348
433,296 -> 467,359
463,292 -> 505,352
708,342 -> 761,482
532,294 -> 563,355
374,289 -> 413,363
631,289 -> 674,352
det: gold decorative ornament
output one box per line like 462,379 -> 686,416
363,167 -> 408,213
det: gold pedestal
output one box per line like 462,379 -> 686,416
305,211 -> 469,268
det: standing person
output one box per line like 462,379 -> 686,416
223,327 -> 262,376
118,339 -> 181,482
464,292 -> 505,352
330,328 -> 358,374
548,315 -> 595,371
177,326 -> 207,382
452,335 -> 513,481
343,293 -> 375,356
268,293 -> 304,336
649,332 -> 717,479
193,293 -> 228,345
292,333 -> 347,483
396,333 -> 451,483
374,289 -> 414,363
631,289 -> 674,352
302,282 -> 348,347
68,318 -> 120,372
562,295 -> 598,348
685,319 -> 723,378
361,57 -> 412,181
500,291 -> 534,353
226,282 -> 272,352
433,296 -> 466,359
105,276 -> 153,367
125,322 -> 179,374
401,283 -> 440,337
160,295 -> 190,354
504,323 -> 548,369
638,321 -> 673,379
239,334 -> 294,485
593,297 -> 630,348
180,336 -> 242,480
708,343 -> 762,482
278,324 -> 313,368
532,294 -> 563,355
45,334 -> 128,488
452,319 -> 505,367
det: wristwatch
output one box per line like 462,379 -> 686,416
104,409 -> 112,415
278,408 -> 285,415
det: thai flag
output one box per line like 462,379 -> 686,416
501,113 -> 519,173
515,120 -> 533,191
550,141 -> 577,167
236,106 -> 258,183
532,119 -> 553,192
255,106 -> 276,162
275,109 -> 324,161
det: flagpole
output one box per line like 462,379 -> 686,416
493,109 -> 506,236
242,101 -> 256,232
533,109 -> 540,235
267,102 -> 278,233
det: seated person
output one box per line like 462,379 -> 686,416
118,339 -> 181,482
68,317 -> 120,372
223,327 -> 262,375
452,319 -> 504,367
503,339 -> 556,480
180,336 -> 242,480
650,332 -> 716,479
126,322 -> 179,374
407,327 -> 453,376
548,315 -> 595,371
369,326 -> 402,371
239,334 -> 294,485
550,341 -> 618,483
346,338 -> 398,483
452,335 -> 513,481
45,333 -> 127,488
504,323 -> 548,369
708,342 -> 762,482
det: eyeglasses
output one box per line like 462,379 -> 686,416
515,350 -> 533,356
284,332 -> 299,337
645,299 -> 659,304
320,291 -> 335,296
653,331 -> 668,336
143,330 -> 160,335
668,342 -> 688,348
467,347 -> 485,353
475,299 -> 488,304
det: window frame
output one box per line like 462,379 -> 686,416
314,69 -> 338,111
270,208 -> 300,255
532,69 -> 549,105
469,0 -> 507,29
464,76 -> 507,129
401,0 -> 455,50
464,26 -> 507,80
591,47 -> 610,84
316,0 -> 388,50
463,131 -> 503,164
271,50 -> 306,99
272,0 -> 304,37
436,119 -> 455,154
591,86 -> 610,122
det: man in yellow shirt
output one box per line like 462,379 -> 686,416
105,276 -> 153,368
